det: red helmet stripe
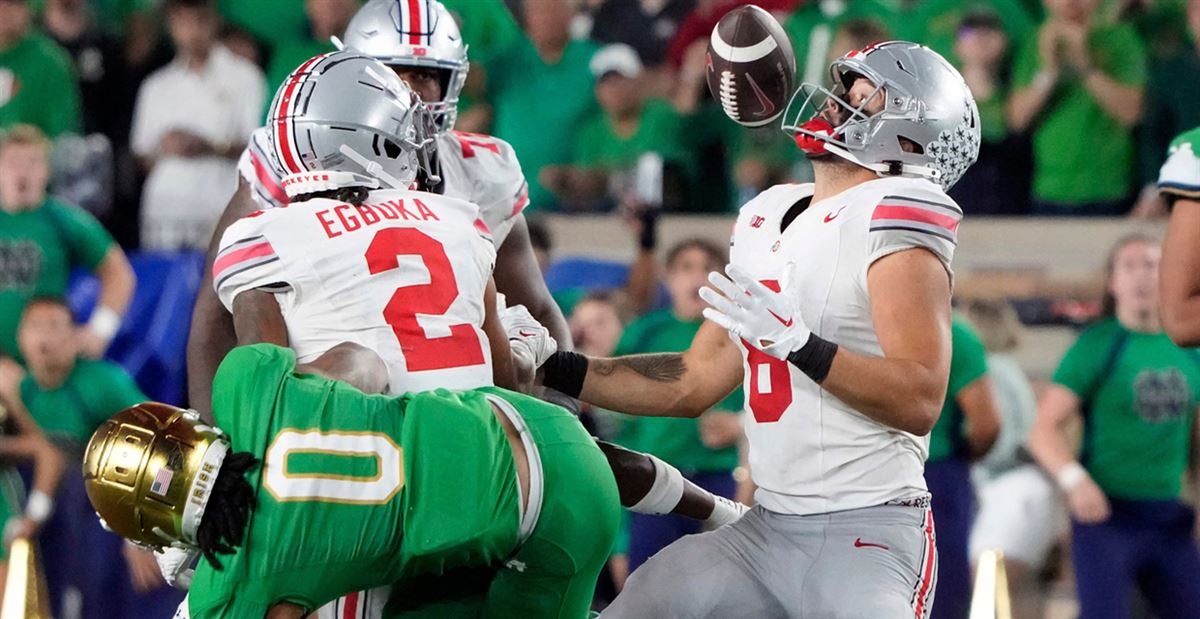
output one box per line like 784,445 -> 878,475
407,0 -> 423,45
273,54 -> 328,174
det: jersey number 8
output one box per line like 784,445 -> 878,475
264,430 -> 404,504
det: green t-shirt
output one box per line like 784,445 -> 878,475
1013,22 -> 1147,205
189,345 -> 521,617
217,0 -> 308,51
895,0 -> 1035,65
19,359 -> 145,448
611,311 -> 743,473
1052,319 -> 1200,500
486,39 -> 599,211
0,33 -> 82,137
574,99 -> 692,179
928,315 -> 989,463
0,197 -> 113,359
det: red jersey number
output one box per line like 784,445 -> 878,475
364,227 -> 485,372
454,132 -> 500,159
744,278 -> 793,423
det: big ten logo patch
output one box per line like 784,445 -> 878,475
1133,368 -> 1191,423
0,241 -> 42,292
0,69 -> 17,107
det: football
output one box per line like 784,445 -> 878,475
705,5 -> 797,128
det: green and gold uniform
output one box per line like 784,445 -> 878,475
188,344 -> 619,618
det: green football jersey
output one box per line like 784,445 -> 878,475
188,344 -> 521,617
1053,318 -> 1200,500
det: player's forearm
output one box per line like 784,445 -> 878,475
820,350 -> 946,435
95,247 -> 136,318
187,288 -> 235,420
576,353 -> 711,418
493,218 -> 573,350
296,342 -> 389,394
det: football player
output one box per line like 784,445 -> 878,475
84,342 -> 620,618
1157,127 -> 1200,346
537,42 -> 980,617
188,0 -> 742,541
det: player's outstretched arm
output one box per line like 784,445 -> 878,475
545,320 -> 744,418
1161,199 -> 1200,345
482,278 -> 519,391
817,249 -> 952,435
187,181 -> 259,419
296,342 -> 389,395
493,217 -> 573,350
231,290 -> 289,347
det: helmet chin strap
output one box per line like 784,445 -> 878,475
821,142 -> 941,182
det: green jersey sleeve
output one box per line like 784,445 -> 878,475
948,316 -> 989,396
211,344 -> 295,435
1158,126 -> 1200,199
46,200 -> 114,269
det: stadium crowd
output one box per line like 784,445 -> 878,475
1,0 -> 1199,617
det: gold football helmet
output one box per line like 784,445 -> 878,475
83,402 -> 229,548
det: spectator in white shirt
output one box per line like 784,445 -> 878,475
130,0 -> 263,251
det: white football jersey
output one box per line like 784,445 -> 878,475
729,176 -> 960,516
214,188 -> 497,394
236,128 -> 529,247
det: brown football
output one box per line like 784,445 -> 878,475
705,5 -> 797,127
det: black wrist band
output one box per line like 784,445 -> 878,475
541,351 -> 589,399
786,334 -> 838,383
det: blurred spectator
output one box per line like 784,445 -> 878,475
895,0 -> 1034,65
130,0 -> 264,250
264,0 -> 358,95
1030,234 -> 1200,618
543,44 -> 691,211
583,0 -> 696,67
1134,0 -> 1200,217
924,314 -> 1002,619
15,297 -> 181,618
0,125 -> 134,365
783,0 -> 893,87
963,299 -> 1062,619
664,0 -> 796,70
441,0 -> 523,132
570,291 -> 627,358
482,0 -> 599,212
609,238 -> 744,572
1007,0 -> 1146,215
217,0 -> 309,52
950,11 -> 1029,215
41,0 -> 123,139
671,36 -> 740,212
0,0 -> 82,138
0,395 -> 66,614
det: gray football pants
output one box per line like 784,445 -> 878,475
601,503 -> 938,619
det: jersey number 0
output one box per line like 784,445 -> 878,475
365,227 -> 486,372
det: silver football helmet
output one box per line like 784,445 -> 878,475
340,0 -> 468,132
782,41 -> 980,190
266,51 -> 439,198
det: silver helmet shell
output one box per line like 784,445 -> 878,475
266,51 -> 439,197
783,41 -> 980,190
341,0 -> 468,132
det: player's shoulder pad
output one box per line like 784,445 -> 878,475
868,180 -> 962,245
1159,136 -> 1200,199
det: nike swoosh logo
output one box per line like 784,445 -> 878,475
824,206 -> 847,223
518,330 -> 538,337
767,310 -> 792,328
853,538 -> 890,550
744,73 -> 776,116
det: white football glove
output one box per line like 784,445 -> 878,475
155,544 -> 200,589
699,263 -> 811,360
500,302 -> 558,370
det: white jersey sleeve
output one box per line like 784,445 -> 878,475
213,210 -> 294,311
236,127 -> 289,210
1158,137 -> 1200,200
864,183 -> 961,282
437,131 -> 529,247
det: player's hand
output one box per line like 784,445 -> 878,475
699,264 -> 811,359
1066,476 -> 1110,524
699,411 -> 743,449
502,303 -> 557,383
124,543 -> 167,592
154,544 -> 199,589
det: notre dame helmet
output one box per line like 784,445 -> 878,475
83,402 -> 229,548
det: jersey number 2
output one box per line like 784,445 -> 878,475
365,227 -> 485,372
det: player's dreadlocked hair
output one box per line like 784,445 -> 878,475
292,186 -> 370,206
194,451 -> 259,570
